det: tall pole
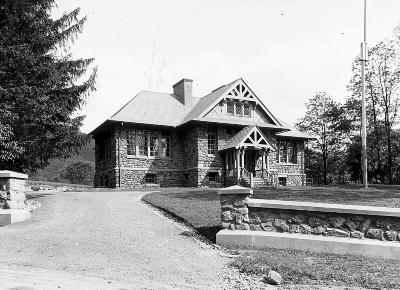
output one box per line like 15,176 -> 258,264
361,0 -> 368,188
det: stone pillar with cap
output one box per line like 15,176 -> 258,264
219,185 -> 252,230
0,170 -> 28,209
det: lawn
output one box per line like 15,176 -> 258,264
142,186 -> 400,289
253,185 -> 400,207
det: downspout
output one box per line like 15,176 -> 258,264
118,122 -> 123,188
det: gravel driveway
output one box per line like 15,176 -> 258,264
0,190 -> 233,289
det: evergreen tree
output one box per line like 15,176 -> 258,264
0,0 -> 96,172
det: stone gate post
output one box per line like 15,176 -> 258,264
218,185 -> 252,230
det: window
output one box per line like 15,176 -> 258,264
235,102 -> 243,115
145,173 -> 157,184
160,132 -> 170,157
127,130 -> 136,155
149,131 -> 159,157
208,172 -> 218,183
243,103 -> 251,117
277,141 -> 297,164
137,130 -> 148,156
278,177 -> 287,186
227,101 -> 234,114
208,132 -> 216,155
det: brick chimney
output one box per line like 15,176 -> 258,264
173,78 -> 193,106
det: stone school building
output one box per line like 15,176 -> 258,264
90,78 -> 313,188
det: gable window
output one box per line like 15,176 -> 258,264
160,132 -> 170,157
226,100 -> 251,118
145,173 -> 157,184
243,103 -> 251,117
208,132 -> 217,155
235,102 -> 243,115
227,101 -> 234,114
277,141 -> 297,164
126,130 -> 136,155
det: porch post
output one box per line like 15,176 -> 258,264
241,147 -> 245,169
236,148 -> 241,181
261,149 -> 265,177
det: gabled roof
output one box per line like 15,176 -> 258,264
220,125 -> 276,151
108,91 -> 193,127
90,78 -> 313,139
179,78 -> 282,127
276,120 -> 316,140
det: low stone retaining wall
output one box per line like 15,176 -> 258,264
219,186 -> 400,245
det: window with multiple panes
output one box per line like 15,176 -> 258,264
126,130 -> 136,155
243,103 -> 250,116
149,131 -> 159,157
137,130 -> 148,156
145,173 -> 157,183
126,129 -> 170,158
235,102 -> 243,115
277,141 -> 297,164
208,172 -> 218,183
226,101 -> 251,118
208,132 -> 216,155
160,132 -> 170,157
227,101 -> 234,114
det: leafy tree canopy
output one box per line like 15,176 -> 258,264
0,0 -> 96,172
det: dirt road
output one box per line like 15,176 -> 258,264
0,191 -> 231,289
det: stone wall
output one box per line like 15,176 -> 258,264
220,188 -> 400,243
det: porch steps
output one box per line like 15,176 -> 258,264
252,177 -> 270,188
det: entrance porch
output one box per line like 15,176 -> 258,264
220,126 -> 278,187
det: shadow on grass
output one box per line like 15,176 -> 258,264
26,192 -> 55,200
179,226 -> 221,243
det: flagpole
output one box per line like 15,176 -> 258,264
361,0 -> 368,188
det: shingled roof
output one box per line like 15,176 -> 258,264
90,78 -> 313,140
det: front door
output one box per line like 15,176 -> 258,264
244,150 -> 256,176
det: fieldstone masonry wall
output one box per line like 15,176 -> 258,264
220,186 -> 400,243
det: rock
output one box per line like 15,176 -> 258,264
384,230 -> 398,241
308,217 -> 328,228
278,212 -> 292,221
345,220 -> 358,231
263,270 -> 283,285
249,216 -> 261,224
236,223 -> 250,230
233,200 -> 246,207
376,220 -> 391,230
243,214 -> 249,223
366,228 -> 383,240
274,219 -> 289,232
221,222 -> 230,229
233,213 -> 243,224
221,211 -> 232,222
328,217 -> 346,228
259,211 -> 279,222
288,224 -> 301,233
221,204 -> 234,211
250,224 -> 262,231
300,224 -> 312,234
289,215 -> 306,224
350,231 -> 364,239
352,215 -> 365,222
261,221 -> 276,232
235,207 -> 248,215
31,186 -> 40,191
359,219 -> 371,232
229,223 -> 235,230
327,228 -> 350,237
312,226 -> 326,235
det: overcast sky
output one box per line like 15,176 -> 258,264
53,0 -> 400,133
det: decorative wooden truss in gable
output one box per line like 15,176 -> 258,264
239,126 -> 275,151
225,79 -> 257,103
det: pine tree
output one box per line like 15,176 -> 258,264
0,0 -> 96,172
